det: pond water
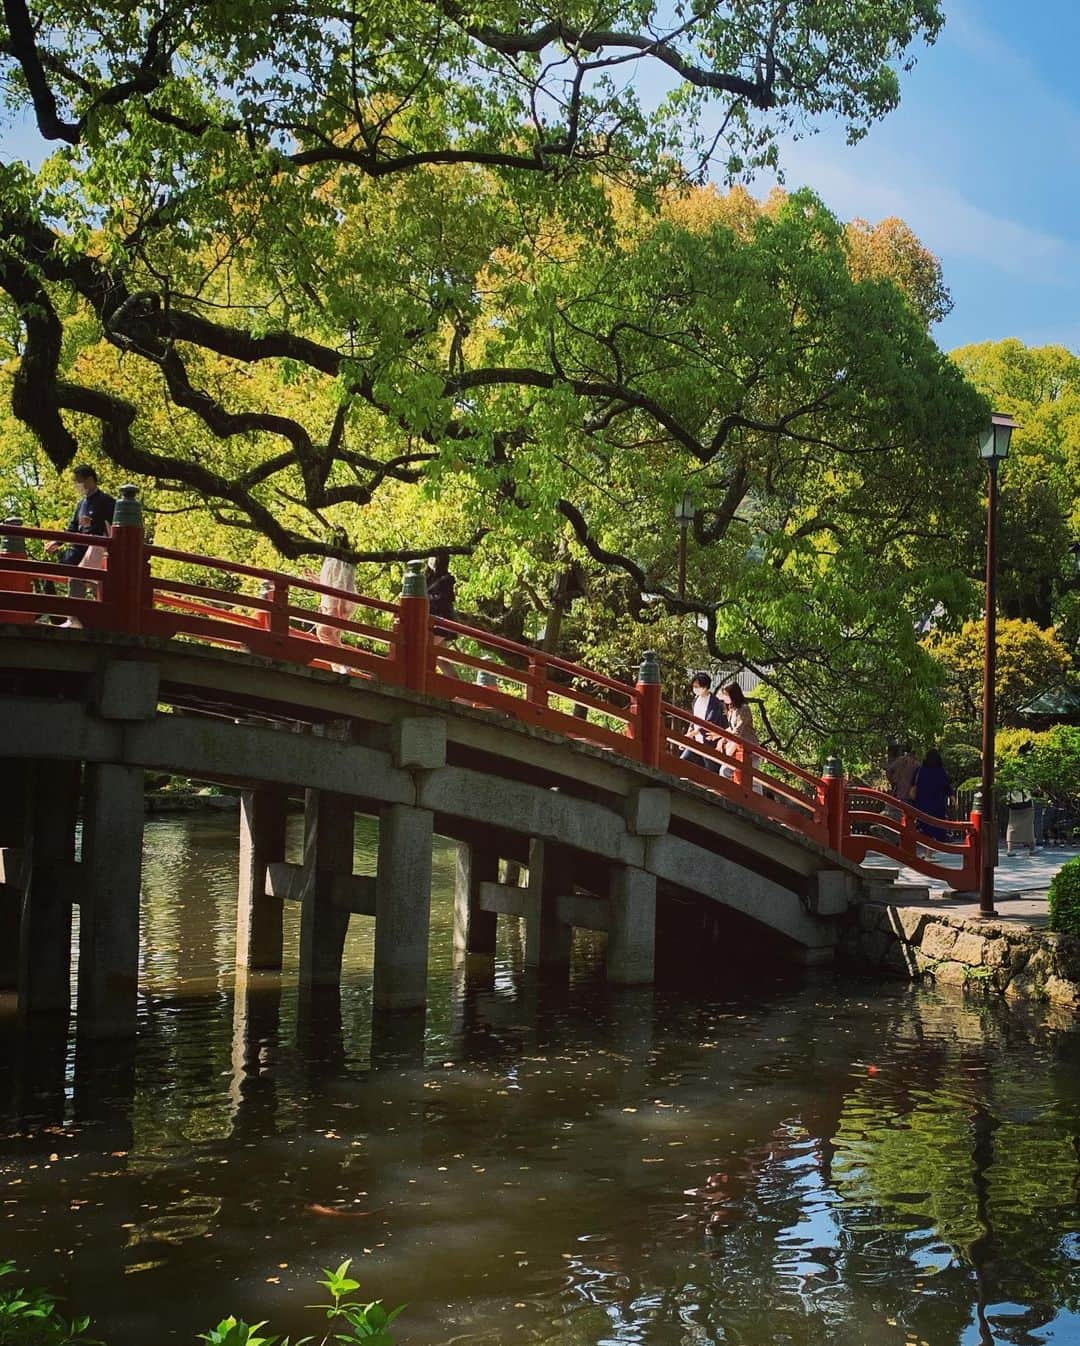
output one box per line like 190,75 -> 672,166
2,814 -> 1080,1346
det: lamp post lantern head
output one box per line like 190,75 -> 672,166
978,412 -> 1018,462
1070,541 -> 1080,576
674,490 -> 695,528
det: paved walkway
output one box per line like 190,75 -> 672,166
862,845 -> 1080,931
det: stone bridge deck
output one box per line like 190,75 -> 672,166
0,625 -> 862,1040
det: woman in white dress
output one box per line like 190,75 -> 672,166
314,552 -> 358,672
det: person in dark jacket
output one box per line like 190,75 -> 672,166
426,555 -> 457,675
912,748 -> 952,842
680,672 -> 727,772
45,465 -> 115,599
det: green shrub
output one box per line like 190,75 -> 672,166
2,1261 -> 403,1346
0,1263 -> 98,1346
941,737 -> 982,786
995,725 -> 1080,807
1048,857 -> 1080,937
198,1262 -> 402,1346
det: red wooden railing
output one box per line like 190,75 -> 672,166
0,494 -> 981,890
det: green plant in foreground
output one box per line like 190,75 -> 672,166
4,1260 -> 402,1346
199,1263 -> 404,1346
1048,857 -> 1080,937
199,1320 -> 278,1346
309,1261 -> 405,1345
0,1262 -> 99,1346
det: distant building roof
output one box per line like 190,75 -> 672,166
1016,684 -> 1080,720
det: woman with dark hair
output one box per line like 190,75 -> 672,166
912,747 -> 952,842
719,682 -> 759,781
720,683 -> 757,745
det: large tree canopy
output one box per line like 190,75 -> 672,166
2,0 -> 994,758
1,0 -> 945,552
2,0 -> 942,174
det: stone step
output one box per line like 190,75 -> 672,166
860,864 -> 901,884
866,880 -> 931,904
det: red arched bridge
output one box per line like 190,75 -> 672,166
0,492 -> 981,1039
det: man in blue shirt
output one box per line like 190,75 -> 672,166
46,465 -> 115,598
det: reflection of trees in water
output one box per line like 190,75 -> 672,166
567,993 -> 1080,1346
692,995 -> 1080,1346
7,843 -> 1080,1346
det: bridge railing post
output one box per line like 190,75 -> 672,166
967,793 -> 984,891
103,485 -> 147,633
527,654 -> 548,714
732,740 -> 752,795
398,560 -> 430,692
0,519 -> 36,623
268,576 -> 290,646
898,805 -> 918,862
255,577 -> 274,630
822,755 -> 846,854
633,650 -> 662,767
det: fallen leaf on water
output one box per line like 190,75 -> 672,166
306,1203 -> 383,1219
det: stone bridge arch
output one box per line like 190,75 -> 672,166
0,627 -> 860,1039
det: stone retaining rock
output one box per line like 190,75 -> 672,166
840,901 -> 1080,1008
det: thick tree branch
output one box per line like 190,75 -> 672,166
466,19 -> 774,104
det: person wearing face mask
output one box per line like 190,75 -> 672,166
680,672 -> 727,771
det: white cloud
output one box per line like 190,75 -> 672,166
762,142 -> 1079,288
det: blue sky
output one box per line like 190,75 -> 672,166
4,1 -> 1074,356
748,0 -> 1080,353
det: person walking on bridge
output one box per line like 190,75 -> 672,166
720,682 -> 759,784
427,555 -> 457,676
310,532 -> 357,673
46,465 -> 114,600
911,748 -> 953,843
680,672 -> 727,772
885,743 -> 920,804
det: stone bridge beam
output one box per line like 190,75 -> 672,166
18,760 -> 81,1015
78,762 -> 145,1039
373,803 -> 434,1009
607,866 -> 657,985
298,789 -> 355,988
524,838 -> 576,972
607,786 -> 669,986
371,716 -> 444,1011
236,786 -> 289,972
453,833 -> 499,960
0,759 -> 32,989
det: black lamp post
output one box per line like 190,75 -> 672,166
674,490 -> 694,603
672,491 -> 695,697
977,412 -> 1018,918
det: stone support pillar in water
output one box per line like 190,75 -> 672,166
236,786 -> 288,971
373,803 -> 434,1010
78,762 -> 145,1039
524,837 -> 574,972
0,758 -> 32,989
19,759 -> 81,1015
453,836 -> 499,959
606,864 -> 657,985
298,789 -> 354,988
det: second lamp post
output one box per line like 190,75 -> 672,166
977,412 -> 1018,918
